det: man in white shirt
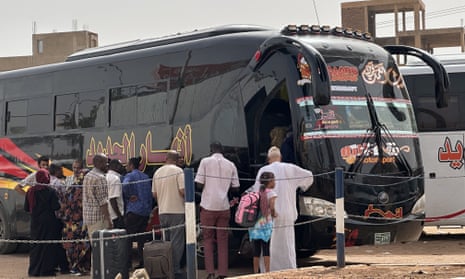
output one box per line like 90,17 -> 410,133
14,155 -> 50,196
107,159 -> 125,229
195,142 -> 240,279
49,163 -> 65,195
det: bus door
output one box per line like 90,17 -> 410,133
420,132 -> 465,226
243,77 -> 292,171
242,36 -> 331,174
241,36 -> 331,173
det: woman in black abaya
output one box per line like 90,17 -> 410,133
25,169 -> 65,277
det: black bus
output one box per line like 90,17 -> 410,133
0,24 -> 448,256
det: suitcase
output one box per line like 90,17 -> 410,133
92,229 -> 129,279
143,228 -> 174,279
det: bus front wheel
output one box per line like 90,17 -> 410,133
0,205 -> 17,254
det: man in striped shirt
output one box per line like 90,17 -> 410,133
83,153 -> 112,237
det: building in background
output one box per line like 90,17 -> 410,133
342,0 -> 465,53
0,30 -> 98,71
2,0 -> 463,72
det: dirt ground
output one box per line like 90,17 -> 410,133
1,227 -> 464,278
232,227 -> 465,279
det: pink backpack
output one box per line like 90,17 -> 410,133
235,191 -> 260,227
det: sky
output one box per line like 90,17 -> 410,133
1,0 -> 465,57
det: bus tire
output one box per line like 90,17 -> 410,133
0,205 -> 17,254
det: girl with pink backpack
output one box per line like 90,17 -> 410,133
248,171 -> 278,273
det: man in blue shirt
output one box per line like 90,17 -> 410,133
123,157 -> 153,270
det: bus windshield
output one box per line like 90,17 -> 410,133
298,96 -> 417,135
297,54 -> 418,139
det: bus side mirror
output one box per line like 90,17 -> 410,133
302,44 -> 331,107
384,45 -> 450,108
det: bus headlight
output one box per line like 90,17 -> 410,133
411,194 -> 425,215
299,196 -> 347,218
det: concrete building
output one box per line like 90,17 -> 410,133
2,0 -> 462,72
341,0 -> 465,53
0,30 -> 98,71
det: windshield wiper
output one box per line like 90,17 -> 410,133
348,93 -> 412,176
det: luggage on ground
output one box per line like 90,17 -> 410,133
143,228 -> 174,279
91,229 -> 129,279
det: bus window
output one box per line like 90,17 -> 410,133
374,100 -> 417,132
345,105 -> 370,129
6,97 -> 50,135
111,83 -> 170,126
55,91 -> 106,130
110,86 -> 136,127
299,96 -> 416,136
6,100 -> 27,134
404,73 -> 462,131
137,82 -> 168,125
56,94 -> 78,130
28,97 -> 51,133
79,91 -> 105,128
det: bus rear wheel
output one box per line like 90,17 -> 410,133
0,205 -> 17,254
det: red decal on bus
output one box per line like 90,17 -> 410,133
438,137 -> 464,169
328,66 -> 359,82
364,204 -> 403,219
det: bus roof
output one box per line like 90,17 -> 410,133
432,53 -> 465,65
66,25 -> 273,62
400,53 -> 465,75
66,24 -> 376,62
0,24 -> 383,80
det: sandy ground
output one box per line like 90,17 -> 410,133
232,226 -> 465,279
0,227 -> 464,278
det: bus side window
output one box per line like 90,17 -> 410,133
137,82 -> 168,125
6,98 -> 50,135
110,87 -> 136,127
6,100 -> 27,135
78,90 -> 106,128
55,94 -> 78,130
28,97 -> 51,133
56,91 -> 106,130
406,73 -> 462,131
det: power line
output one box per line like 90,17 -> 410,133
376,5 -> 465,28
313,0 -> 320,25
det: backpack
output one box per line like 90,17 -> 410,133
235,191 -> 260,227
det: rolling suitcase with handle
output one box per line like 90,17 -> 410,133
143,226 -> 174,279
92,228 -> 129,279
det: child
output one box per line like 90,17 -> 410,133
249,171 -> 277,273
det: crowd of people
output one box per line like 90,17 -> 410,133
14,137 -> 314,279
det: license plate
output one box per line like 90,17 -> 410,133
374,232 -> 391,245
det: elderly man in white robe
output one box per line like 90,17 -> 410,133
253,146 -> 314,272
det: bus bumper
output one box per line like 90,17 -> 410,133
295,214 -> 424,252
